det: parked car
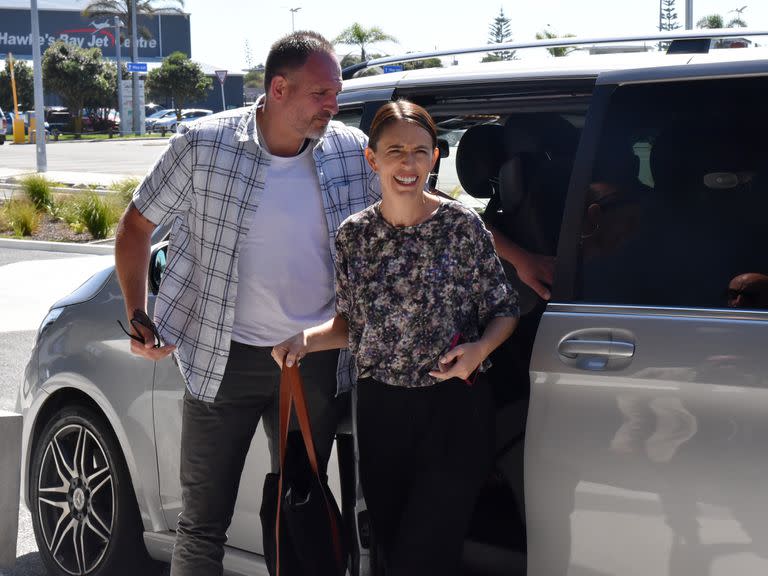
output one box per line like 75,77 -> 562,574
0,107 -> 7,143
45,108 -> 71,134
16,31 -> 768,576
144,108 -> 174,132
151,108 -> 213,134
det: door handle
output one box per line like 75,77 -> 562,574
558,338 -> 635,359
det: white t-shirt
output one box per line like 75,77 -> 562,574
231,142 -> 335,346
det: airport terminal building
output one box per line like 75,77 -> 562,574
0,6 -> 244,112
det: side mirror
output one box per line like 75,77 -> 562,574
149,244 -> 168,295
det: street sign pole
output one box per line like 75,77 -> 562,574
115,17 -> 127,136
30,0 -> 47,171
215,70 -> 228,112
130,0 -> 141,135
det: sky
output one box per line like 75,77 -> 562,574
3,0 -> 767,71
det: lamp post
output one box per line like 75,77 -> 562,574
30,0 -> 46,171
685,0 -> 693,29
130,0 -> 142,134
115,17 -> 128,136
289,7 -> 301,32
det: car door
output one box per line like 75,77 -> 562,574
527,65 -> 768,576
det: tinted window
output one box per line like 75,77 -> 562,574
576,77 -> 768,310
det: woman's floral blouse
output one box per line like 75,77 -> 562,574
334,198 -> 519,388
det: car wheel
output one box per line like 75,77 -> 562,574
30,405 -> 163,576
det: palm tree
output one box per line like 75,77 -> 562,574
334,24 -> 397,62
535,29 -> 577,57
696,14 -> 724,29
82,0 -> 185,40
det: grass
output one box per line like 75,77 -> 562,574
3,176 -> 135,240
109,177 -> 141,206
3,199 -> 40,236
20,174 -> 54,212
53,133 -> 167,141
77,192 -> 124,240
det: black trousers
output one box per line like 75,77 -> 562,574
170,341 -> 342,576
357,376 -> 494,576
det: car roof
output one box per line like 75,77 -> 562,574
342,46 -> 768,94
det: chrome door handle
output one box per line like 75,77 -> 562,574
558,339 -> 635,359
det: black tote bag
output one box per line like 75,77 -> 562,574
259,365 -> 347,576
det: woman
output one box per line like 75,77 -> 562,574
273,100 -> 519,575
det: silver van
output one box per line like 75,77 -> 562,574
16,29 -> 768,576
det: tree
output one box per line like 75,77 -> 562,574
696,14 -> 724,29
83,0 -> 185,41
402,58 -> 443,70
482,8 -> 516,62
660,0 -> 681,31
0,58 -> 34,112
535,29 -> 577,57
145,51 -> 211,119
42,41 -> 112,135
333,23 -> 397,62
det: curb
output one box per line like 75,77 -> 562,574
0,184 -> 113,200
0,237 -> 114,255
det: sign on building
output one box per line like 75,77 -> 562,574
0,8 -> 191,60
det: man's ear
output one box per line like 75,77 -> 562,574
270,74 -> 289,102
365,148 -> 377,172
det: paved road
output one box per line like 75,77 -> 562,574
0,247 -> 115,576
0,139 -> 169,178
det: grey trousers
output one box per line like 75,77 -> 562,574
169,341 -> 342,576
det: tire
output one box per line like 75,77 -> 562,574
30,405 -> 164,576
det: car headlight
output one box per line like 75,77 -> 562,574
37,307 -> 63,341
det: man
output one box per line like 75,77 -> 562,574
114,31 -> 377,576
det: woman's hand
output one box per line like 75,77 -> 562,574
428,341 -> 486,383
271,331 -> 308,368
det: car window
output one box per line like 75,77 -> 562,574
574,76 -> 768,310
334,108 -> 362,129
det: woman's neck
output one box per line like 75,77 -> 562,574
379,192 -> 440,227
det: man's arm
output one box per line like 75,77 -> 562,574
114,203 -> 176,360
489,224 -> 555,301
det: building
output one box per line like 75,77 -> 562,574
0,6 -> 243,113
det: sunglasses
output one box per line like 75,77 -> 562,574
117,309 -> 162,349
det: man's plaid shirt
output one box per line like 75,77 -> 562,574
133,105 -> 379,401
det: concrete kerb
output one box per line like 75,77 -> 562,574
0,237 -> 115,255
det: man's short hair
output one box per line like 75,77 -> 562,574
264,31 -> 336,94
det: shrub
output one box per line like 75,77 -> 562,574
110,177 -> 141,207
20,174 -> 54,212
4,199 -> 40,236
78,192 -> 115,240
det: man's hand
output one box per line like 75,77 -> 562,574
126,316 -> 176,361
429,341 -> 485,382
514,250 -> 555,300
272,331 -> 309,368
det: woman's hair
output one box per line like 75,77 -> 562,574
264,31 -> 335,93
368,100 -> 438,151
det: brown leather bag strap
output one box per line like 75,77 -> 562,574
279,365 -> 344,571
275,363 -> 293,576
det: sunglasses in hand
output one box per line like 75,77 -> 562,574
117,309 -> 162,349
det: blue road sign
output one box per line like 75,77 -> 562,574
127,62 -> 148,73
382,64 -> 404,73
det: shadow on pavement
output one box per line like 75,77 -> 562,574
0,552 -> 45,576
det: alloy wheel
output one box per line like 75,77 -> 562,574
37,423 -> 115,575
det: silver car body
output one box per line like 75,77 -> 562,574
17,40 -> 768,576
